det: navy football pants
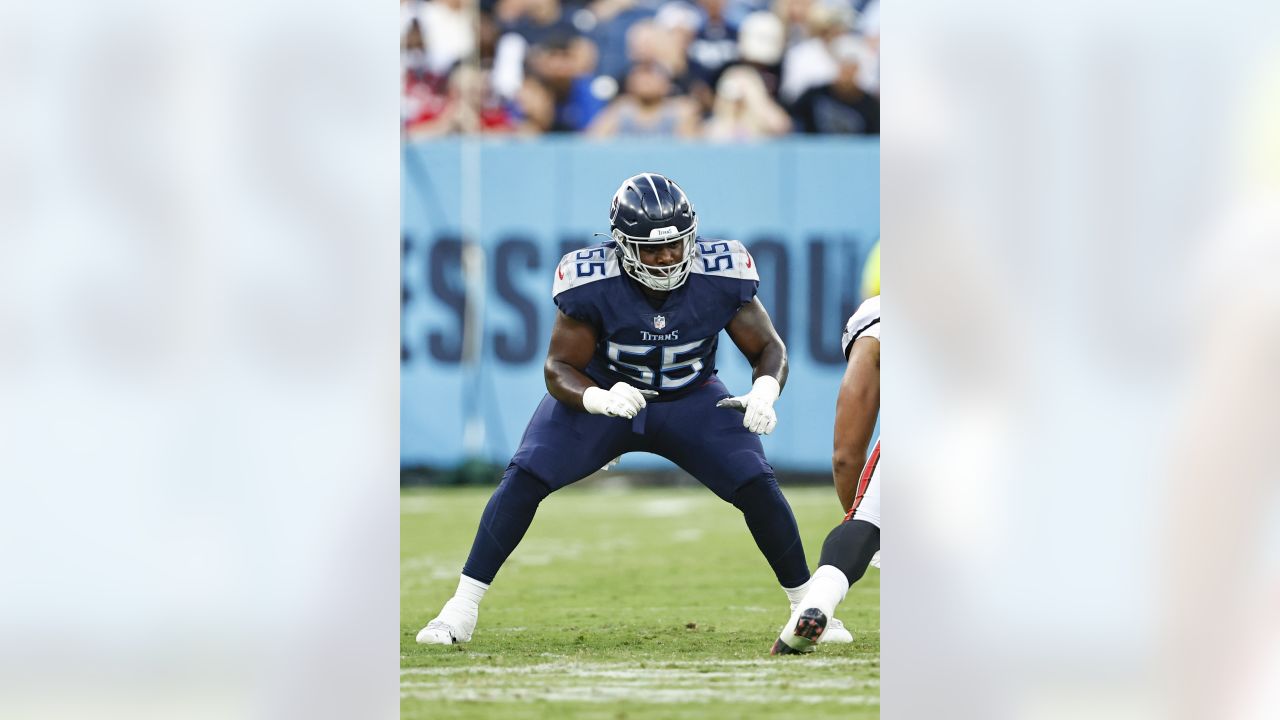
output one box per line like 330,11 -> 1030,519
461,377 -> 810,588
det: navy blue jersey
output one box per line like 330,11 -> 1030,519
552,238 -> 759,399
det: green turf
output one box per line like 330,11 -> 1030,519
402,481 -> 879,719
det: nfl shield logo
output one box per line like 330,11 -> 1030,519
653,314 -> 666,330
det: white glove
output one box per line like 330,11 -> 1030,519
715,375 -> 780,435
582,382 -> 648,419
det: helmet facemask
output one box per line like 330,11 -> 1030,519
612,220 -> 699,291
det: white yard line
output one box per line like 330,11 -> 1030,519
402,686 -> 878,705
671,527 -> 704,542
400,656 -> 880,705
401,672 -> 876,687
507,537 -> 635,568
398,555 -> 463,588
401,657 -> 877,676
635,498 -> 700,517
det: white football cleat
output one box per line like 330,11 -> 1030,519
415,598 -> 477,645
771,606 -> 827,655
780,603 -> 853,645
820,616 -> 853,644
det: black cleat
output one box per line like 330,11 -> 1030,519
771,637 -> 805,655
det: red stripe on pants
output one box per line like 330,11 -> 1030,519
844,439 -> 879,522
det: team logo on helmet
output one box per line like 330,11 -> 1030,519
654,314 -> 667,330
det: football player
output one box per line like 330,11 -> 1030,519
771,294 -> 880,655
417,172 -> 852,646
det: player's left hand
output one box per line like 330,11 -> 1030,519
716,375 -> 781,435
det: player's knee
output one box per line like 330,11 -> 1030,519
728,472 -> 784,511
496,463 -> 554,506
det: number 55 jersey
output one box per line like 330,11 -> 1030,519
552,238 -> 759,400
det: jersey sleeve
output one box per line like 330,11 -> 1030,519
842,295 -> 880,358
552,244 -> 620,326
693,239 -> 760,305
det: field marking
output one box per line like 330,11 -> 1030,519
400,656 -> 880,703
400,555 -> 461,579
635,498 -> 699,517
401,676 -> 876,690
401,657 -> 876,676
671,527 -> 703,542
401,495 -> 450,515
401,662 -> 880,706
401,669 -> 877,684
401,686 -> 878,705
508,536 -> 635,568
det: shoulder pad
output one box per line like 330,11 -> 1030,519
553,244 -> 622,298
842,295 -> 881,357
691,238 -> 759,281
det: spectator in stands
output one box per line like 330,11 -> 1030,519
724,0 -> 769,26
477,10 -> 503,68
402,0 -> 423,39
852,0 -> 879,96
418,0 -> 479,75
512,75 -> 558,134
491,0 -> 606,130
525,29 -> 609,130
402,18 -> 455,137
789,35 -> 878,134
589,0 -> 656,82
498,0 -> 589,48
688,0 -> 740,106
446,66 -> 530,134
772,0 -> 816,46
654,2 -> 713,112
587,60 -> 701,137
623,19 -> 693,96
733,11 -> 786,98
402,8 -> 428,72
778,2 -> 858,106
702,64 -> 792,140
657,4 -> 702,67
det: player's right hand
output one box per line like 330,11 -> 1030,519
581,382 -> 648,419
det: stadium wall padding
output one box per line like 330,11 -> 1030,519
402,137 -> 879,471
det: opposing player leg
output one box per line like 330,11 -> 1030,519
651,381 -> 807,581
773,441 -> 880,655
650,379 -> 856,640
417,395 -> 639,644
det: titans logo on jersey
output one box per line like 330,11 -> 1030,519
553,238 -> 759,398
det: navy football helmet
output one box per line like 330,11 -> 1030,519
608,172 -> 699,291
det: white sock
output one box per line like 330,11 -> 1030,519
453,574 -> 489,610
803,565 -> 851,616
783,578 -> 812,608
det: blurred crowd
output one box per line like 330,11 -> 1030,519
401,0 -> 879,140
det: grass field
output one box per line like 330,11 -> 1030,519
401,481 -> 880,719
